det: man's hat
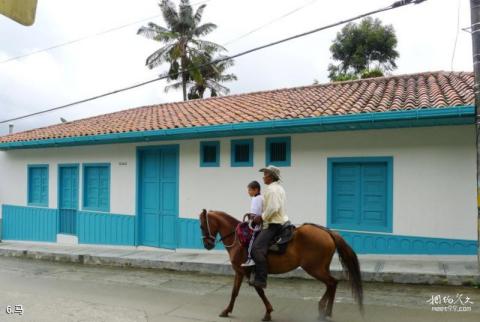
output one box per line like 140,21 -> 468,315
259,165 -> 281,181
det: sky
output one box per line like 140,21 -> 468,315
0,0 -> 473,135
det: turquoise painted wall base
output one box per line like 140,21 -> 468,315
1,205 -> 476,254
77,211 -> 134,246
2,205 -> 57,242
337,230 -> 477,255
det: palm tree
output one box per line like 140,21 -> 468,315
187,54 -> 237,99
137,0 -> 224,101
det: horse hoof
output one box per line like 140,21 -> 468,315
262,314 -> 272,321
219,311 -> 229,318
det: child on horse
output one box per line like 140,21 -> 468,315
241,180 -> 263,267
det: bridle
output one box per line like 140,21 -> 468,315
201,211 -> 237,248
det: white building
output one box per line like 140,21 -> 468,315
0,71 -> 477,254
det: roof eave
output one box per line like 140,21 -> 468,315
0,105 -> 474,150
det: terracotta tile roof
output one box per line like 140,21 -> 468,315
0,71 -> 474,144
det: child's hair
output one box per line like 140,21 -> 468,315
247,180 -> 261,191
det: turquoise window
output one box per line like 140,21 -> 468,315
266,137 -> 291,167
327,157 -> 393,233
231,139 -> 253,167
83,163 -> 110,212
27,164 -> 48,207
200,141 -> 220,167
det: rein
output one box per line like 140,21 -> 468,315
202,211 -> 237,248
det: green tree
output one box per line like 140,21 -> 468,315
328,17 -> 399,81
187,54 -> 237,99
137,0 -> 225,100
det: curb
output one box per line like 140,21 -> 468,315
0,248 -> 478,286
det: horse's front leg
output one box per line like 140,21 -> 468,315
220,271 -> 244,317
254,286 -> 273,321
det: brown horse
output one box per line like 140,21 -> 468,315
199,209 -> 364,321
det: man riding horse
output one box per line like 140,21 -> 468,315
198,166 -> 363,320
250,165 -> 288,289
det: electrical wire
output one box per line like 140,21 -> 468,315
0,0 -> 212,65
450,0 -> 462,70
223,0 -> 319,46
0,0 -> 427,125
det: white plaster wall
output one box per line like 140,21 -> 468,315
0,125 -> 476,240
179,125 -> 477,240
0,144 -> 138,216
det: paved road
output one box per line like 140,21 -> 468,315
0,257 -> 478,322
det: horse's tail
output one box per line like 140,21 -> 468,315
330,231 -> 364,313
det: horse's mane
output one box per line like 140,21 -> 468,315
209,210 -> 241,226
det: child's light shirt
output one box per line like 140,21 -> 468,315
250,195 -> 264,216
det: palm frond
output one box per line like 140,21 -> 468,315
193,23 -> 217,37
154,31 -> 179,42
160,0 -> 179,30
185,46 -> 210,61
167,60 -> 180,80
145,44 -> 175,69
138,24 -> 179,43
179,0 -> 194,32
216,73 -> 237,82
137,22 -> 162,39
193,4 -> 206,25
188,62 -> 203,83
191,39 -> 226,53
205,80 -> 230,95
213,55 -> 235,70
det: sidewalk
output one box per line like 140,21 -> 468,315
0,241 -> 478,286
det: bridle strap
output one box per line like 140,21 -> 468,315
218,230 -> 235,242
202,211 -> 237,248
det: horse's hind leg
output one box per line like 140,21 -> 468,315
304,267 -> 338,318
325,276 -> 338,317
254,286 -> 273,321
220,272 -> 244,317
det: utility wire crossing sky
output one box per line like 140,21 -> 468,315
0,0 -> 427,125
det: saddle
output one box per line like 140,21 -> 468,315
268,221 -> 295,254
236,220 -> 295,255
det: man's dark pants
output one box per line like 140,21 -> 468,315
251,223 -> 282,285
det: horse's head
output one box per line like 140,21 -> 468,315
199,209 -> 218,250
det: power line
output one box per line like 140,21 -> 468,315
0,0 -> 212,65
223,0 -> 319,46
0,14 -> 160,65
0,0 -> 427,125
1,0 -> 316,66
450,0 -> 462,70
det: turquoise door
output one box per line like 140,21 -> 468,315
138,146 -> 178,248
58,165 -> 79,234
329,159 -> 391,232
